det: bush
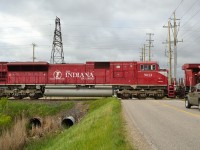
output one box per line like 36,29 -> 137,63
0,97 -> 9,113
0,114 -> 12,127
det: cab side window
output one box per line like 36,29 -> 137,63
152,65 -> 156,70
140,64 -> 156,71
140,65 -> 144,70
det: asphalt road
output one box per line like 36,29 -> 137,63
122,99 -> 200,150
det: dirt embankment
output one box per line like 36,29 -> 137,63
0,101 -> 89,150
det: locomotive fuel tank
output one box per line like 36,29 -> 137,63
44,85 -> 113,97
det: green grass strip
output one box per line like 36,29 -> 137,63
25,97 -> 133,150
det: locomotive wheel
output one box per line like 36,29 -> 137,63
154,95 -> 159,100
154,93 -> 164,100
116,93 -> 122,99
29,95 -> 39,100
14,95 -> 22,100
29,92 -> 39,100
122,93 -> 131,99
138,94 -> 146,100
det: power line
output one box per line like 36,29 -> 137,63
174,0 -> 184,13
181,7 -> 200,28
165,0 -> 184,24
180,0 -> 200,19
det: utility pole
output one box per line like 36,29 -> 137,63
32,43 -> 36,62
171,11 -> 182,83
50,17 -> 64,64
173,12 -> 177,81
167,20 -> 172,84
140,47 -> 144,61
163,20 -> 173,84
143,44 -> 146,61
146,33 -> 154,61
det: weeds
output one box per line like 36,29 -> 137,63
0,98 -> 74,150
0,116 -> 27,150
0,97 -> 9,113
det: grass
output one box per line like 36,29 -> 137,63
0,98 -> 74,150
0,97 -> 74,130
25,97 -> 133,150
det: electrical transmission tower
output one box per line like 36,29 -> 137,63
50,17 -> 65,64
146,33 -> 154,61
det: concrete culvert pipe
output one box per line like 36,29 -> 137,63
61,116 -> 75,128
29,117 -> 42,128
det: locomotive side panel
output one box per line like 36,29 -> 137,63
7,72 -> 47,84
85,63 -> 95,84
7,62 -> 48,85
110,62 -> 137,85
48,64 -> 95,84
94,69 -> 106,84
0,62 -> 7,84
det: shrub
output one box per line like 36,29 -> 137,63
0,97 -> 9,113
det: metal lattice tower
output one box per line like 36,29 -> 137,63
50,17 -> 64,64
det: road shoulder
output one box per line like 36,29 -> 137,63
122,100 -> 153,150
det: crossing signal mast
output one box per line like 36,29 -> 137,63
50,17 -> 65,64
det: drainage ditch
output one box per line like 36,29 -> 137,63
0,101 -> 89,150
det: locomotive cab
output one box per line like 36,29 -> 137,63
116,61 -> 168,99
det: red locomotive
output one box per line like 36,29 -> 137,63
0,61 -> 169,99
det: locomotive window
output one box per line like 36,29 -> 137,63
8,65 -> 21,71
152,65 -> 156,70
140,64 -> 156,71
140,65 -> 144,70
8,65 -> 48,71
94,62 -> 110,69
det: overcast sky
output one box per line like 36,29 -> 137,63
0,0 -> 199,78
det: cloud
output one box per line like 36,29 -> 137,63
0,0 -> 199,79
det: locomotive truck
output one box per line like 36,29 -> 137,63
0,61 -> 170,99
